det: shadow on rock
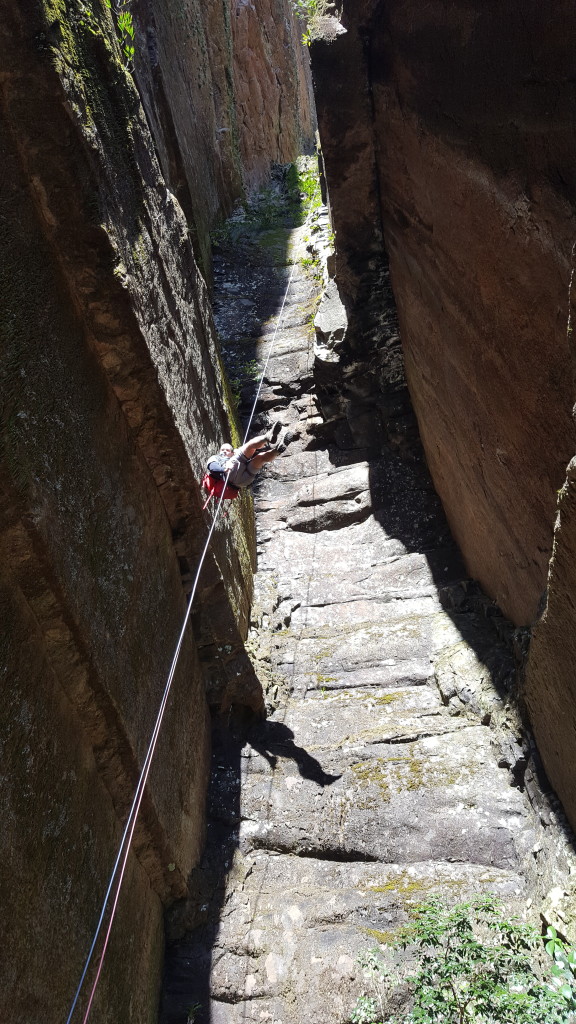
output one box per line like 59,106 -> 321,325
246,719 -> 342,786
160,715 -> 244,1024
366,444 -> 519,712
314,245 -> 520,714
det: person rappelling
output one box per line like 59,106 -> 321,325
202,421 -> 296,508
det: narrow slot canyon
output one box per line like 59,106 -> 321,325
3,3 -> 576,1024
161,188 -> 576,1024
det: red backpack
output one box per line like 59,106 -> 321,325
202,455 -> 241,508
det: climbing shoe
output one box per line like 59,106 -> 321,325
274,430 -> 299,455
265,420 -> 283,444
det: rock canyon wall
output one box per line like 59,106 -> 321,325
135,0 -> 315,276
5,0 -> 576,1020
310,0 -> 576,626
0,1 -> 311,1020
310,2 -> 576,835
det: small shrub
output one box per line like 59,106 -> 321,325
103,0 -> 135,66
350,896 -> 576,1024
545,925 -> 576,1010
290,0 -> 332,43
228,358 -> 261,408
287,156 -> 322,224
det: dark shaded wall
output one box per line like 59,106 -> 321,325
310,0 -> 576,627
0,0 -> 312,1020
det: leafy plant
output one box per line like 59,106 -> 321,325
186,1003 -> 201,1024
290,0 -> 331,43
350,896 -> 576,1024
226,357 -> 261,410
300,255 -> 323,286
300,256 -> 321,271
351,948 -> 400,1024
117,6 -> 135,65
285,156 -> 322,224
297,160 -> 322,216
545,925 -> 576,1009
102,0 -> 135,66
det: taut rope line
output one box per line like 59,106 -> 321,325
65,261 -> 296,1023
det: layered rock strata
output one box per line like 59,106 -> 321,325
161,210 -> 576,1024
0,1 -> 310,1019
310,0 -> 576,626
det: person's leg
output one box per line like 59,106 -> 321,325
238,434 -> 271,459
247,449 -> 281,473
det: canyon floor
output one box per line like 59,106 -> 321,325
161,195 -> 575,1024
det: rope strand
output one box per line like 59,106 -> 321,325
65,256 -> 295,1023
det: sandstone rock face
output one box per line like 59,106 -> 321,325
136,0 -> 315,274
0,0 -> 311,1017
161,208 -> 576,1024
310,0 -> 576,625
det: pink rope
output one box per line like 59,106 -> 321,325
80,767 -> 149,1022
71,475 -> 230,1023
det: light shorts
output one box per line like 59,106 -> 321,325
227,452 -> 258,488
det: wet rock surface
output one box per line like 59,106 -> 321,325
161,211 -> 576,1024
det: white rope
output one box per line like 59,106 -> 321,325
65,482 -> 229,1024
66,253 -> 296,1024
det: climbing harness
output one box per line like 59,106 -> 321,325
201,453 -> 241,510
65,263 -> 296,1022
201,470 -> 241,508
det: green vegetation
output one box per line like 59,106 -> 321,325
211,183 -> 292,249
213,157 -> 323,426
350,749 -> 470,799
211,156 -> 322,255
78,0 -> 135,67
350,896 -> 576,1024
291,156 -> 322,221
290,0 -> 330,44
300,255 -> 322,281
116,6 -> 135,65
216,351 -> 242,448
104,0 -> 135,66
545,925 -> 576,1009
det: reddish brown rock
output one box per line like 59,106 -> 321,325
0,0 -> 311,1016
135,0 -> 315,274
311,0 -> 576,625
